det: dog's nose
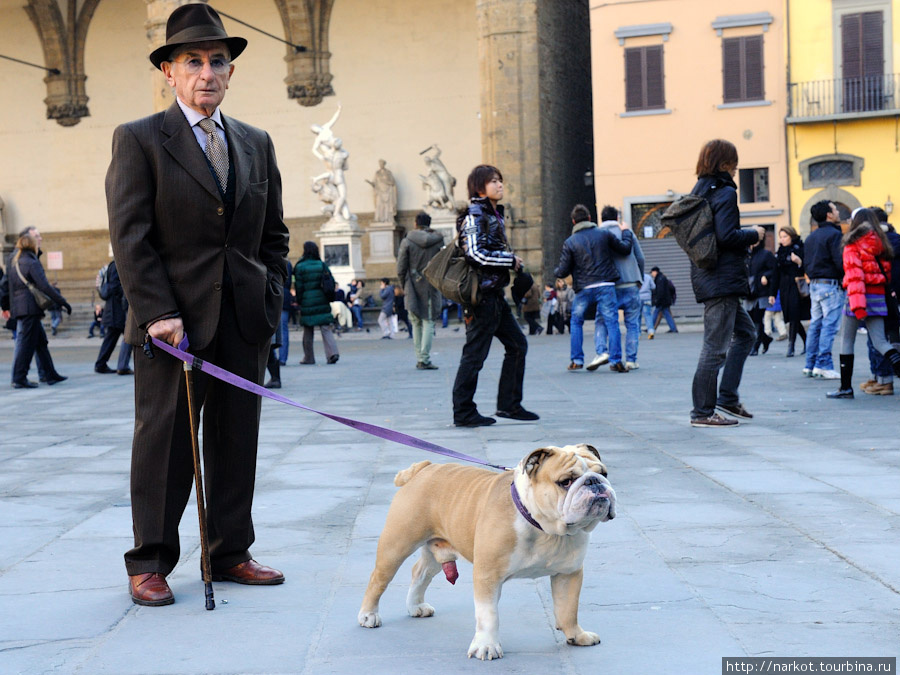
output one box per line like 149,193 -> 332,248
583,475 -> 601,486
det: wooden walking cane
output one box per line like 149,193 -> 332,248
184,361 -> 215,611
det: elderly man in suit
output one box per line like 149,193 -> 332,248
106,4 -> 290,606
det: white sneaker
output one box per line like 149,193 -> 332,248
802,368 -> 813,377
586,353 -> 609,371
813,367 -> 840,379
625,361 -> 639,371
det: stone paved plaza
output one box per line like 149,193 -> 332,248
1,323 -> 898,674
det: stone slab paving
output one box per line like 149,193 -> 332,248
0,325 -> 898,674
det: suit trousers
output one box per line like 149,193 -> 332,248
125,290 -> 269,576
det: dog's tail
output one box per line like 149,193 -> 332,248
394,460 -> 431,487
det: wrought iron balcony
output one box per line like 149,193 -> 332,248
788,74 -> 900,122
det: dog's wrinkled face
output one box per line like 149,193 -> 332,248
515,444 -> 616,536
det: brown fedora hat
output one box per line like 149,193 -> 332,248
149,4 -> 247,70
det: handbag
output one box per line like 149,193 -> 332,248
423,242 -> 481,307
795,277 -> 810,298
14,258 -> 55,311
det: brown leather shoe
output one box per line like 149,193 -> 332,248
129,572 -> 174,606
212,559 -> 284,585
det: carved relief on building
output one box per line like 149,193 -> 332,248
274,0 -> 335,106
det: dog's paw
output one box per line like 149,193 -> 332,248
407,602 -> 435,618
467,634 -> 503,660
358,610 -> 382,628
566,630 -> 601,646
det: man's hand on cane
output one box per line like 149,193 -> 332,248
149,317 -> 185,347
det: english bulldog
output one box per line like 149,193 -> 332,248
358,444 -> 616,660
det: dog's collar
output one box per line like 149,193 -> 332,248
510,481 -> 544,532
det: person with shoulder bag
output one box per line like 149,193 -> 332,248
8,227 -> 70,388
451,164 -> 538,427
294,241 -> 339,365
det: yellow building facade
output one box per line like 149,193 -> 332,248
786,0 -> 900,232
589,1 -> 789,311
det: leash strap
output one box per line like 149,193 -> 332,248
149,336 -> 510,472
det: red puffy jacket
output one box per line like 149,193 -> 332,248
842,227 -> 892,319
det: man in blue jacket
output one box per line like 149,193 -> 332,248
554,204 -> 634,372
802,200 -> 844,380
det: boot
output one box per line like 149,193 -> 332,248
761,333 -> 773,354
826,354 -> 854,398
885,349 -> 900,378
264,355 -> 281,389
785,343 -> 795,358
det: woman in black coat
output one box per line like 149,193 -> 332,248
8,228 -> 70,388
746,239 -> 777,355
774,226 -> 809,357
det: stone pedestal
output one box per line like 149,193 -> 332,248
426,208 -> 459,246
366,221 -> 404,266
315,217 -> 365,292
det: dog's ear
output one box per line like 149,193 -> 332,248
579,444 -> 601,461
522,447 -> 554,478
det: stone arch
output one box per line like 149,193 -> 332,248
797,186 -> 862,235
25,0 -> 102,126
273,0 -> 335,106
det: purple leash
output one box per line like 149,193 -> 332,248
149,336 -> 511,472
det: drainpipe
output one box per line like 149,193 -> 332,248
784,0 -> 794,231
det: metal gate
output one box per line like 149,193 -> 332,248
638,238 -> 702,319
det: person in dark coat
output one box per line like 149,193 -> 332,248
396,211 -> 443,368
94,260 -> 133,374
294,241 -> 339,364
774,226 -> 809,357
650,266 -> 678,335
745,239 -> 777,356
688,140 -> 765,427
7,227 -> 71,388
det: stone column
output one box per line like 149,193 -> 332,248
145,0 -> 202,112
476,0 -> 542,274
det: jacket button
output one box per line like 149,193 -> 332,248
213,282 -> 222,291
216,206 -> 225,216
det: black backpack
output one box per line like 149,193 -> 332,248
661,195 -> 718,270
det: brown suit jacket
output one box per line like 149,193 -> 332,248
106,101 -> 289,350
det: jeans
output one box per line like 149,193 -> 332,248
804,284 -> 845,371
452,293 -> 527,422
652,306 -> 677,332
410,312 -> 435,364
278,309 -> 290,364
117,342 -> 133,372
640,301 -> 655,334
442,303 -> 463,328
351,304 -> 364,328
597,285 -> 640,363
690,296 -> 756,419
570,285 -> 618,365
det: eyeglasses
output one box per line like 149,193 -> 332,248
172,57 -> 231,75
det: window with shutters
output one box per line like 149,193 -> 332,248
840,10 -> 885,112
624,45 -> 665,112
738,168 -> 769,203
722,35 -> 764,103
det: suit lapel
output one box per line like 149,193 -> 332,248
160,102 -> 221,201
223,114 -> 252,209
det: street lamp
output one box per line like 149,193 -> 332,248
885,196 -> 893,215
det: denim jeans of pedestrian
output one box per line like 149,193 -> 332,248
652,306 -> 677,332
570,285 -> 618,365
804,284 -> 845,371
452,293 -> 528,423
278,309 -> 290,364
410,312 -> 435,365
117,341 -> 133,372
690,296 -> 756,419
351,304 -> 364,328
641,301 -> 655,334
596,286 -> 641,363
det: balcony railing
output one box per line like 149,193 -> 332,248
788,74 -> 900,121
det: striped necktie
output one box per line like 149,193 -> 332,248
198,118 -> 228,192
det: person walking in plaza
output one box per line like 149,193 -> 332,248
774,226 -> 809,357
826,208 -> 900,398
277,259 -> 293,365
802,200 -> 845,379
396,211 -> 443,369
746,238 -> 777,356
377,278 -> 397,339
639,270 -> 655,338
597,205 -> 645,370
93,260 -> 133,375
522,281 -> 543,335
451,164 -> 538,427
554,278 -> 574,334
554,204 -> 634,372
650,266 -> 678,335
688,139 -> 765,428
7,227 -> 70,388
106,4 -> 290,606
294,242 -> 339,365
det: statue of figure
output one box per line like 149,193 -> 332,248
419,144 -> 456,210
310,105 -> 353,222
365,159 -> 397,223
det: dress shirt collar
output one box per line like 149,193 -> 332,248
175,97 -> 224,130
